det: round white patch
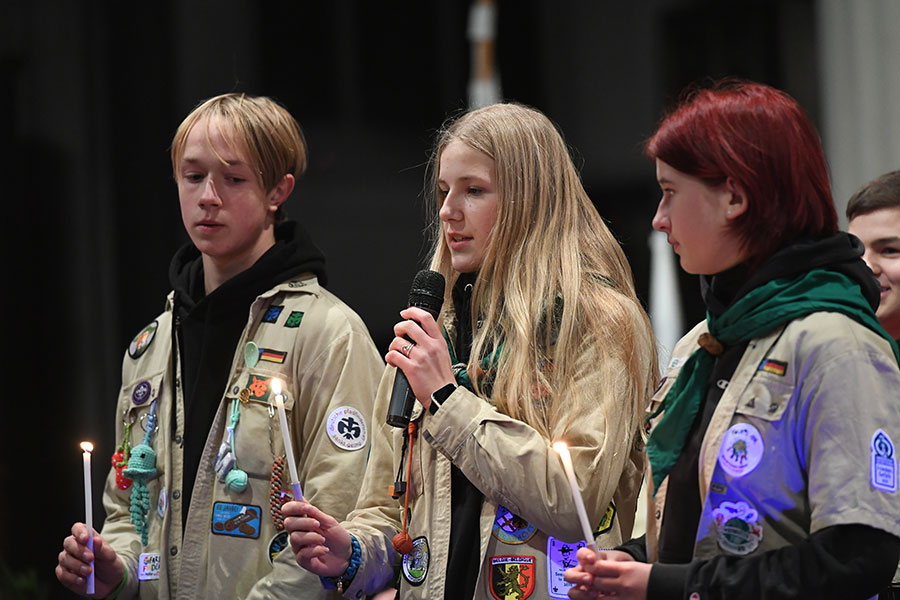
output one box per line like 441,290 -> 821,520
718,422 -> 764,478
326,406 -> 368,451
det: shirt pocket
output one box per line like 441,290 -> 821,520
734,374 -> 794,422
225,367 -> 295,479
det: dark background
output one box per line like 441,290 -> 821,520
1,1 -> 819,597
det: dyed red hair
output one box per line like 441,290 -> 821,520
646,80 -> 837,265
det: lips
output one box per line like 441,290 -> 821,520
446,232 -> 472,249
196,220 -> 224,233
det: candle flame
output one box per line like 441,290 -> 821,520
271,378 -> 282,396
552,441 -> 568,454
81,441 -> 94,453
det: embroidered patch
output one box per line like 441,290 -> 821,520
157,486 -> 167,519
137,552 -> 160,581
401,536 -> 429,586
132,381 -> 152,405
711,500 -> 762,555
490,555 -> 535,600
244,341 -> 260,367
493,505 -> 537,544
211,502 -> 261,539
547,538 -> 586,598
244,374 -> 273,402
260,349 -> 287,364
129,321 -> 158,359
267,531 -> 290,566
871,429 -> 898,492
758,358 -> 787,376
592,501 -> 616,536
326,406 -> 368,451
717,423 -> 764,478
262,306 -> 284,324
284,311 -> 304,328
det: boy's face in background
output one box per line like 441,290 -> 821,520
849,207 -> 900,338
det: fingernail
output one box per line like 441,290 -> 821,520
80,565 -> 90,576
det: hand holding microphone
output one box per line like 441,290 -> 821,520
385,270 -> 452,427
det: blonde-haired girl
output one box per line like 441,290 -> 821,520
284,103 -> 658,599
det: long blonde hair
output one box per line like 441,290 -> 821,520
427,103 -> 657,440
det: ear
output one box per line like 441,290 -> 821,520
267,174 -> 295,213
724,177 -> 748,221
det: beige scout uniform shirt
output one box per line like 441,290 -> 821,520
645,312 -> 900,565
101,274 -> 383,599
341,326 -> 652,600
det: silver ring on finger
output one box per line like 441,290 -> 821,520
401,343 -> 414,357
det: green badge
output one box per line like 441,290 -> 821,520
284,311 -> 304,328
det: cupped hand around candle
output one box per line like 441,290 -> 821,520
283,500 -> 353,578
564,546 -> 650,600
56,522 -> 125,597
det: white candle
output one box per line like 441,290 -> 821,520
80,441 -> 95,595
553,441 -> 597,551
272,379 -> 303,500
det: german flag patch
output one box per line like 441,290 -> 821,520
758,358 -> 787,376
259,349 -> 287,364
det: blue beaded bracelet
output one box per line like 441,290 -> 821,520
320,535 -> 361,592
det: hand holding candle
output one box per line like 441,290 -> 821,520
272,378 -> 303,501
80,441 -> 95,595
553,441 -> 598,552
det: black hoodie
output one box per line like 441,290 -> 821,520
168,221 -> 326,528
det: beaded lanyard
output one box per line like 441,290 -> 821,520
122,399 -> 159,546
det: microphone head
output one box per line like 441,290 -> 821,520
408,270 -> 445,314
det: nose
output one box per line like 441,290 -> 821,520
199,177 -> 222,208
861,248 -> 881,276
439,188 -> 461,223
651,198 -> 669,232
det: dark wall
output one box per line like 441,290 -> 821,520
1,1 -> 817,597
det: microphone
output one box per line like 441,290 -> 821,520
386,270 -> 445,428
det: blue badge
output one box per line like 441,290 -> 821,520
262,306 -> 284,324
132,380 -> 152,405
211,502 -> 261,539
401,536 -> 429,586
492,505 -> 537,544
547,537 -> 587,598
267,531 -> 290,566
871,429 -> 897,492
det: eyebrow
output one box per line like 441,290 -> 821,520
871,235 -> 900,245
657,177 -> 673,184
180,156 -> 252,169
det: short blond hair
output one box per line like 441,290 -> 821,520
171,93 -> 307,215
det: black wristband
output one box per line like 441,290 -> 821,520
429,383 -> 457,414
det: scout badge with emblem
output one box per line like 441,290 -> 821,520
490,555 -> 535,600
123,399 -> 159,546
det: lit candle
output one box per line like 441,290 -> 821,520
80,441 -> 95,595
272,379 -> 303,500
552,441 -> 597,551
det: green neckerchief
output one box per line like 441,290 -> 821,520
443,327 -> 502,392
646,269 -> 900,496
